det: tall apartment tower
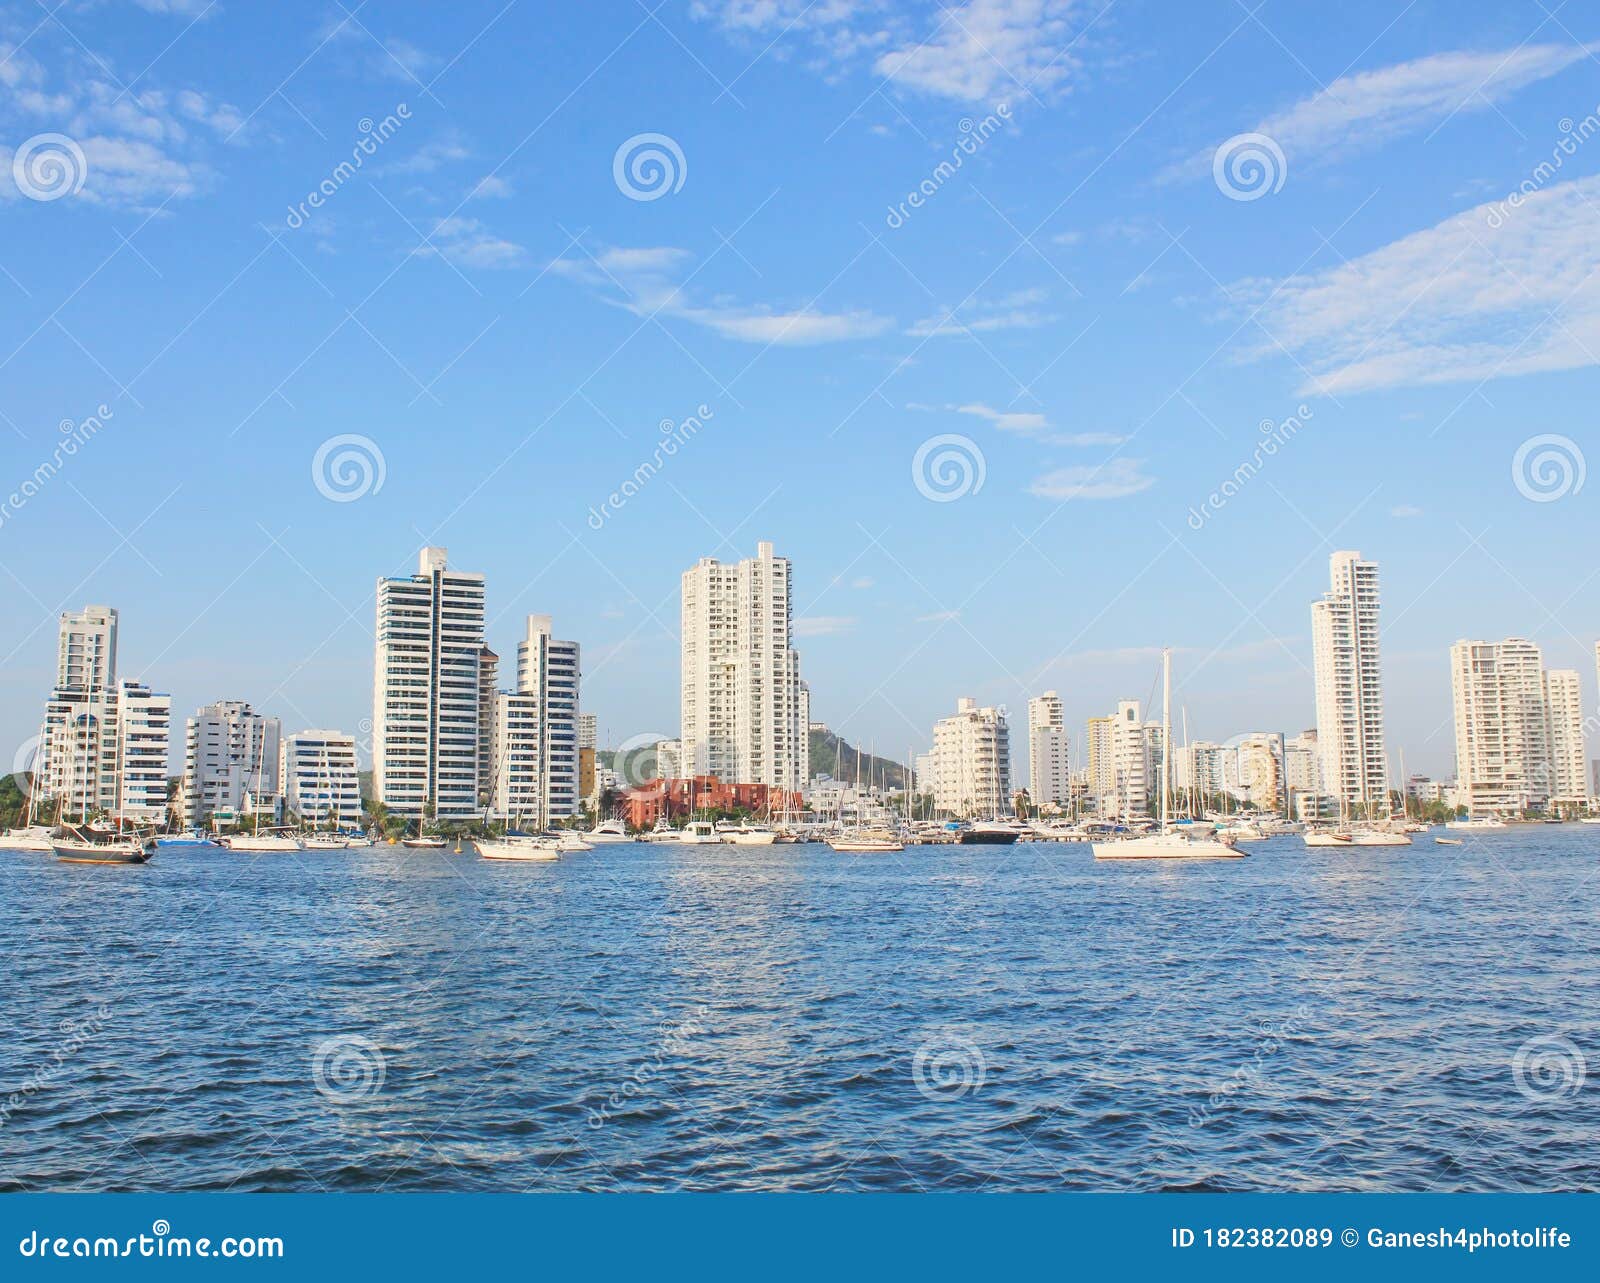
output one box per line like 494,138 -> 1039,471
56,604 -> 118,692
1543,669 -> 1586,805
930,697 -> 1011,818
182,700 -> 282,826
1027,691 -> 1070,809
514,614 -> 582,820
37,605 -> 171,824
1449,638 -> 1551,816
1311,551 -> 1388,813
373,547 -> 487,821
680,541 -> 805,790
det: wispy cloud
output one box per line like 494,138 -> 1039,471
553,244 -> 892,345
1172,44 -> 1595,180
917,609 -> 961,623
415,216 -> 527,269
873,0 -> 1087,101
1029,458 -> 1154,500
692,0 -> 1092,103
1246,174 -> 1600,394
1391,504 -> 1423,517
0,43 -> 242,207
795,615 -> 857,637
909,288 -> 1056,337
953,402 -> 1126,447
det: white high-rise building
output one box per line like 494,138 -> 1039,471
1284,730 -> 1321,800
182,700 -> 281,826
515,614 -> 582,820
1311,551 -> 1388,812
1230,733 -> 1285,810
109,681 -> 171,823
486,692 -> 542,822
36,606 -> 169,824
1450,638 -> 1551,816
577,713 -> 597,751
1111,700 -> 1152,817
1085,715 -> 1115,804
930,697 -> 1011,817
1174,740 -> 1226,798
1543,668 -> 1585,805
1027,691 -> 1070,809
281,730 -> 362,828
373,547 -> 487,821
680,541 -> 805,790
56,604 -> 117,693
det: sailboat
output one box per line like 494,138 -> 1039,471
223,753 -> 305,852
50,710 -> 156,864
1093,651 -> 1245,861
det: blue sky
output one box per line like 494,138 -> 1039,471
3,0 -> 1599,780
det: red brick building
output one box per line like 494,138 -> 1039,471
623,776 -> 802,830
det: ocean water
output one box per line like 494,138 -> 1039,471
0,831 -> 1595,1192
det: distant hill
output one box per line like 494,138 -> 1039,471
592,731 -> 913,792
809,728 -> 911,792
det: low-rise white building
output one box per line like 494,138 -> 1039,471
281,729 -> 362,828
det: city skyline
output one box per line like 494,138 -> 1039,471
6,2 -> 1600,784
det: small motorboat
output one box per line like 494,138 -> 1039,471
401,835 -> 449,849
1435,837 -> 1464,846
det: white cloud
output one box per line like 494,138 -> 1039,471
691,0 -> 1088,102
1247,174 -> 1600,394
468,173 -> 512,199
874,0 -> 1085,101
0,43 -> 242,207
917,609 -> 961,623
850,576 -> 875,589
795,615 -> 857,637
1175,44 -> 1594,179
553,243 -> 892,345
1029,458 -> 1154,500
417,216 -> 527,269
952,402 -> 1124,447
1391,504 -> 1423,517
131,0 -> 216,13
379,135 -> 469,175
909,287 -> 1055,336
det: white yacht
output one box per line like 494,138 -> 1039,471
725,824 -> 779,846
678,820 -> 723,844
828,828 -> 905,853
1446,817 -> 1508,831
585,818 -> 632,844
1,824 -> 56,852
476,832 -> 560,862
1093,650 -> 1244,862
223,831 -> 306,853
549,831 -> 592,852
